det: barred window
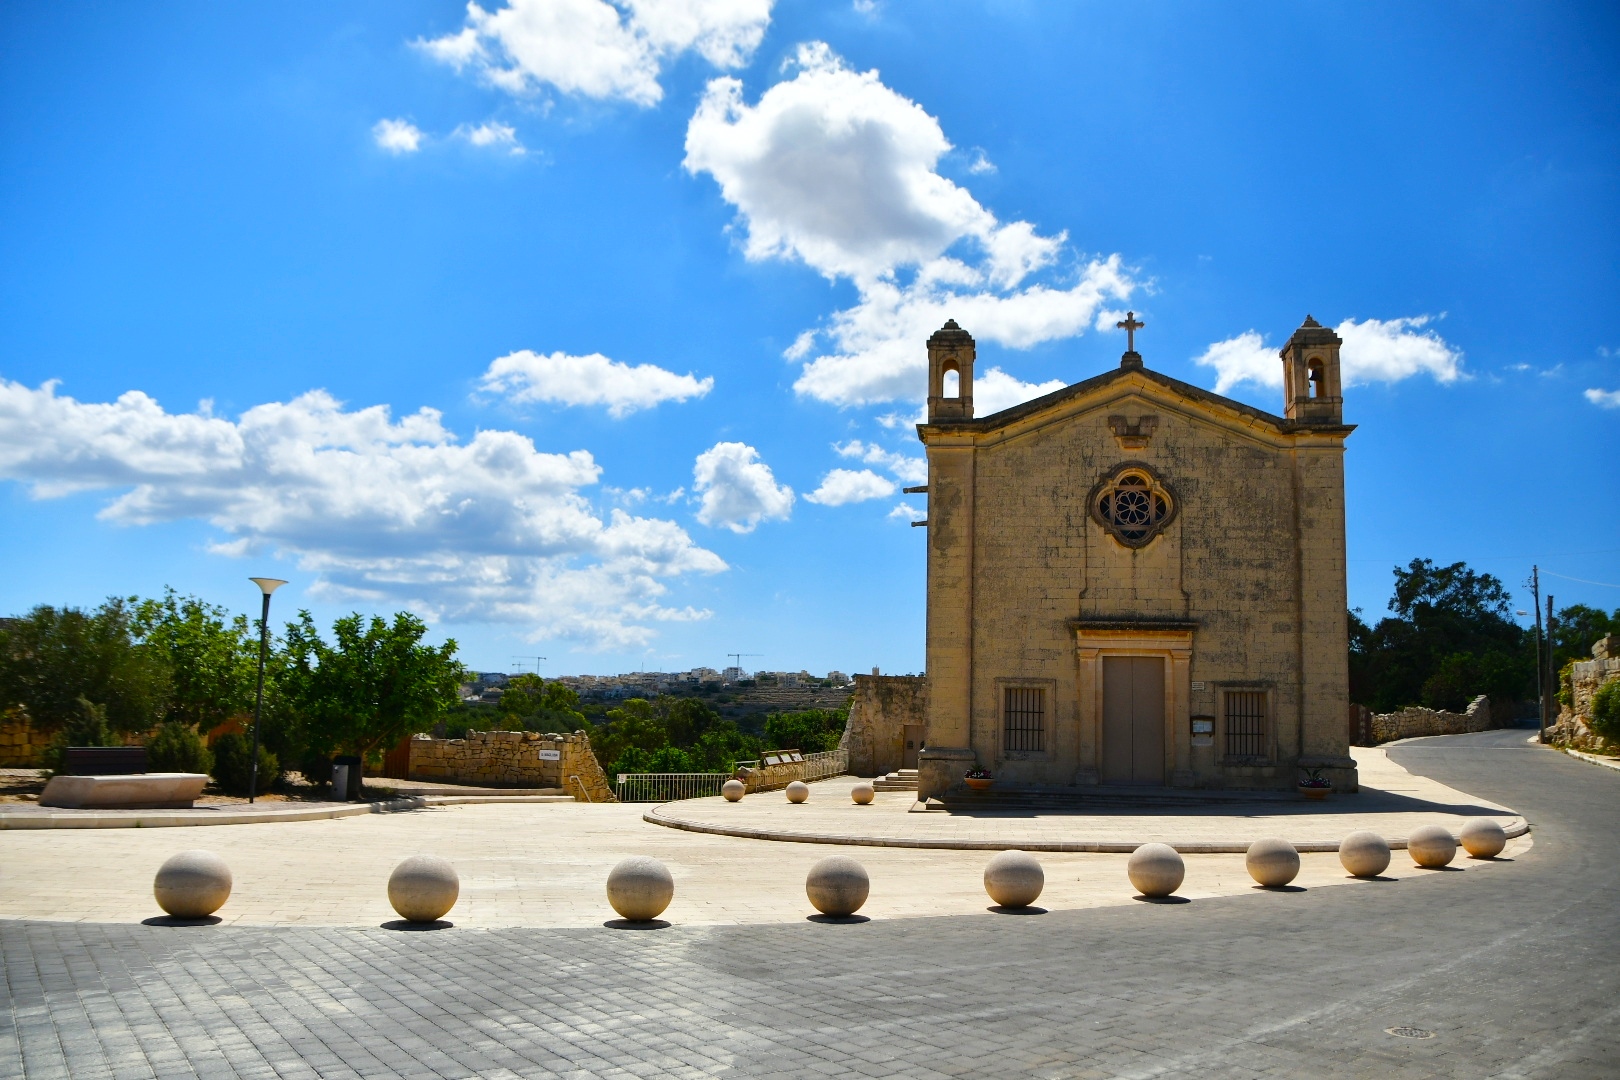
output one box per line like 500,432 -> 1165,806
1003,687 -> 1046,752
1224,691 -> 1267,758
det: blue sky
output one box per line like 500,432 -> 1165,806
2,1 -> 1616,677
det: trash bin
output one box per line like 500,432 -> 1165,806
334,754 -> 363,801
330,762 -> 350,802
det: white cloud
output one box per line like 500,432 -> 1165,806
683,43 -> 1136,407
805,467 -> 895,506
456,121 -> 526,153
1193,316 -> 1465,397
692,441 -> 793,532
967,149 -> 996,175
888,501 -> 924,521
373,118 -> 424,153
478,350 -> 713,417
417,0 -> 773,107
0,379 -> 725,648
973,366 -> 1065,416
833,439 -> 925,485
1586,387 -> 1620,409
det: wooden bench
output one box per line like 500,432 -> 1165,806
61,746 -> 147,775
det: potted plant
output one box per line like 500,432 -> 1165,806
1298,766 -> 1332,800
964,768 -> 994,792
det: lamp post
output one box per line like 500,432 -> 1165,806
248,577 -> 287,803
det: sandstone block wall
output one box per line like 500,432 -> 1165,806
0,713 -> 52,768
839,675 -> 927,776
1368,695 -> 1504,744
1548,645 -> 1620,753
408,729 -> 615,802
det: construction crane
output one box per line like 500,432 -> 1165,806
509,656 -> 547,677
727,652 -> 762,675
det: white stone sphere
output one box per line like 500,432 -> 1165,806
606,856 -> 674,921
1459,817 -> 1507,859
1339,831 -> 1391,878
721,779 -> 745,802
785,780 -> 810,803
850,782 -> 875,805
1127,843 -> 1185,898
806,855 -> 870,917
983,850 -> 1045,908
388,854 -> 459,923
1244,838 -> 1301,887
1407,824 -> 1458,868
153,850 -> 232,919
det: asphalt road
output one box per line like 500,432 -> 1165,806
3,727 -> 1614,1079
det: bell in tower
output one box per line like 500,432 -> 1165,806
926,320 -> 975,422
1280,315 -> 1344,424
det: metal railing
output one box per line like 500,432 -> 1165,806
799,748 -> 849,783
614,772 -> 731,803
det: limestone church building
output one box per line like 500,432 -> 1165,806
910,315 -> 1358,801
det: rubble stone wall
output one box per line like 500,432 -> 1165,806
1369,695 -> 1504,744
0,713 -> 51,768
839,674 -> 927,776
408,729 -> 615,801
1548,647 -> 1620,753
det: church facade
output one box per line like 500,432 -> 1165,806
913,316 -> 1359,801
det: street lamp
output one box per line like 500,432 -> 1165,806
248,577 -> 288,804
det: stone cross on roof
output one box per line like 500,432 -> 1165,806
1116,311 -> 1144,353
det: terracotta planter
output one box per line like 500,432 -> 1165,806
1298,784 -> 1331,800
964,777 -> 994,792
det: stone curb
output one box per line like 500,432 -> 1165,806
1561,747 -> 1620,772
642,803 -> 1529,854
0,797 -> 428,830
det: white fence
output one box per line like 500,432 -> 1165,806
614,748 -> 849,802
614,772 -> 730,803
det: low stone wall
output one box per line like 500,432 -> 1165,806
408,729 -> 615,802
1369,695 -> 1503,744
839,674 -> 927,776
0,712 -> 52,768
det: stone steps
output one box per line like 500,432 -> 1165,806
873,769 -> 919,792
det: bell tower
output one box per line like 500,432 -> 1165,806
1280,315 -> 1343,424
927,319 -> 975,421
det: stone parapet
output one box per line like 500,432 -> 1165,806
408,729 -> 615,802
1369,695 -> 1503,744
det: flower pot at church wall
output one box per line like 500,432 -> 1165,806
1298,784 -> 1331,800
964,777 -> 993,792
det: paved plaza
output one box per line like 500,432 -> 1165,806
3,728 -> 1616,1078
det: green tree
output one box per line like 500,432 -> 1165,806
0,600 -> 169,734
280,611 -> 465,761
587,697 -> 668,773
145,720 -> 214,774
763,708 -> 847,754
131,589 -> 260,732
1551,604 -> 1620,672
1590,678 -> 1620,741
497,674 -> 586,731
1349,559 -> 1533,713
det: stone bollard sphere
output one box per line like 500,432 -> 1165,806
1459,817 -> 1507,859
1127,843 -> 1185,898
851,782 -> 875,805
153,850 -> 233,919
1407,824 -> 1458,868
606,856 -> 674,921
722,779 -> 745,802
1245,838 -> 1301,887
388,854 -> 460,923
806,855 -> 870,917
786,780 -> 810,804
983,850 -> 1045,908
1338,831 -> 1391,878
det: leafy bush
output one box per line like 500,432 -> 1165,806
41,697 -> 115,773
211,731 -> 278,795
145,721 -> 213,774
1591,678 -> 1620,741
763,708 -> 847,754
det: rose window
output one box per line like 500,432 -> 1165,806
1091,467 -> 1175,547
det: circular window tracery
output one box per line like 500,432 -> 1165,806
1090,465 -> 1176,548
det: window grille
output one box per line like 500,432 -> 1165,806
1224,691 -> 1267,758
1003,687 -> 1045,752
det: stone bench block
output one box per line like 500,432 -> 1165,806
39,773 -> 209,810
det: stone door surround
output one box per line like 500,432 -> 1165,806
1070,620 -> 1194,787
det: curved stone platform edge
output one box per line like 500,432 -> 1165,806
642,804 -> 1530,854
0,796 -> 428,830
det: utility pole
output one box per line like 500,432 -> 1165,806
1547,593 -> 1557,736
1530,567 -> 1545,742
